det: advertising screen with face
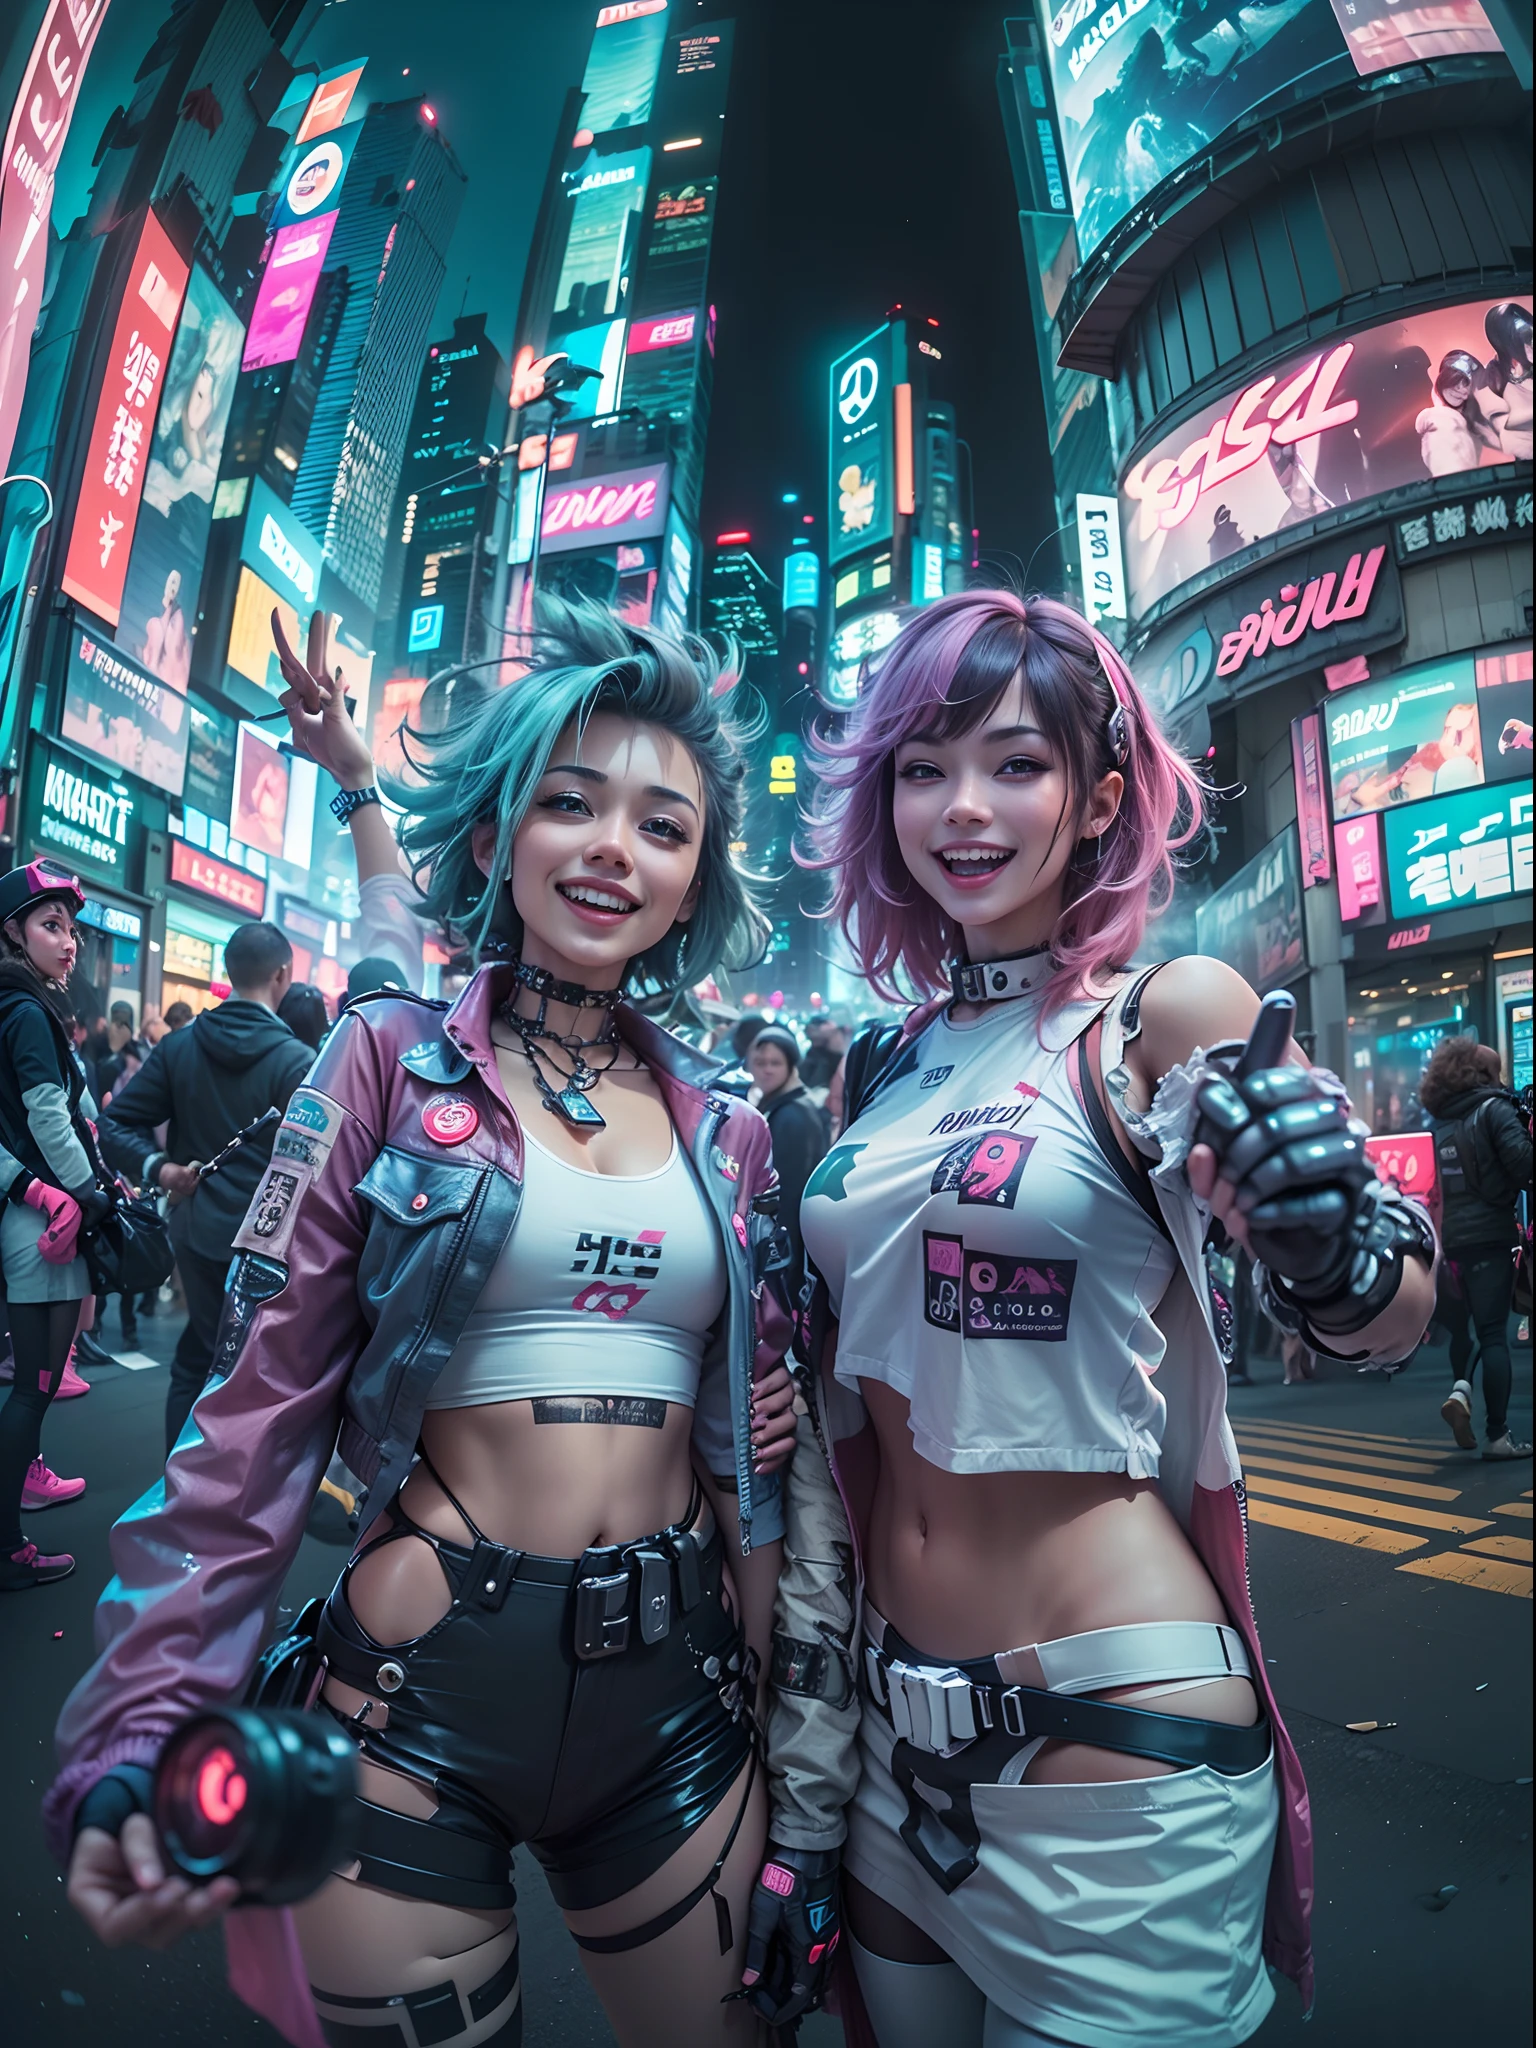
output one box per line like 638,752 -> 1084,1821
62,627 -> 190,797
1040,0 -> 1350,265
580,2 -> 670,135
116,266 -> 244,694
551,149 -> 651,338
1121,295 -> 1533,617
232,723 -> 291,858
1326,657 -> 1485,820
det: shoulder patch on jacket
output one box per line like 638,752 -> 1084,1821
235,1089 -> 344,1260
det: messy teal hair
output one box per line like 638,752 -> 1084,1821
384,598 -> 770,993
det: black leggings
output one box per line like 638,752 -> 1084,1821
1448,1248 -> 1517,1440
0,1299 -> 82,1550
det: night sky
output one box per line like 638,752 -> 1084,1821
48,0 -> 1061,593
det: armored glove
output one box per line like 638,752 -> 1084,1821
739,1842 -> 841,2029
1193,1064 -> 1373,1299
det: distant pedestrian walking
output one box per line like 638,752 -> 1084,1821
1422,1037 -> 1532,1461
99,922 -> 314,1453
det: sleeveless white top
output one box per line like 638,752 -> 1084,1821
800,978 -> 1178,1478
426,1130 -> 728,1411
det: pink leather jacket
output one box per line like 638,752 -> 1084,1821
45,965 -> 792,2046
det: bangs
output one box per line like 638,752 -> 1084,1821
908,614 -> 1030,745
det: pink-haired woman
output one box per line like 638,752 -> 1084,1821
753,591 -> 1435,2047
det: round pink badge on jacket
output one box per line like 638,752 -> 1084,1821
421,1094 -> 479,1145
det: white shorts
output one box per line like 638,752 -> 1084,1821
845,1690 -> 1279,2048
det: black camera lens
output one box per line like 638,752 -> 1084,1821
155,1708 -> 357,1905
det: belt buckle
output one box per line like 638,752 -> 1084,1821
574,1568 -> 631,1660
999,1686 -> 1028,1739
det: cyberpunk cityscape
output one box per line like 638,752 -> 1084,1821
0,2 -> 1530,2045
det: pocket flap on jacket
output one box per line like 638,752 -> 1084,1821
355,1146 -> 484,1227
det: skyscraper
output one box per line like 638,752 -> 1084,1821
289,98 -> 467,623
386,313 -> 509,671
497,6 -> 734,640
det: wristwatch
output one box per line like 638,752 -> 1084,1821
330,784 -> 382,827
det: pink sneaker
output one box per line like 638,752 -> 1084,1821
21,1458 -> 86,1510
1,1541 -> 75,1590
54,1352 -> 91,1398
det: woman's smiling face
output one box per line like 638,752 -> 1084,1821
891,675 -> 1121,958
477,713 -> 705,985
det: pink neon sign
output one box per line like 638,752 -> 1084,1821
628,310 -> 696,354
540,461 -> 670,555
242,212 -> 338,371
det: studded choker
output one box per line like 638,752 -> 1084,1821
948,945 -> 1055,1005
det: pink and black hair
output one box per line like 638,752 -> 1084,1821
804,589 -> 1206,1011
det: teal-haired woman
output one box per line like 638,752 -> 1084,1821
55,604 -> 807,2048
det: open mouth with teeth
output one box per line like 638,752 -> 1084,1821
556,881 -> 640,917
936,847 -> 1017,881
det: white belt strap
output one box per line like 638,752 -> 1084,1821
995,1621 -> 1250,1696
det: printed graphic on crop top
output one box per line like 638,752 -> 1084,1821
568,1225 -> 668,1321
426,1136 -> 727,1412
800,996 -> 1178,1478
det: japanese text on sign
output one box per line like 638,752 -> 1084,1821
1384,784 -> 1533,921
60,210 -> 189,627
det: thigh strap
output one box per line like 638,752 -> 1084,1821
568,1746 -> 757,1959
345,1794 -> 518,1911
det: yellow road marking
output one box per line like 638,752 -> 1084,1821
1236,1425 -> 1458,1458
1246,1498 -> 1426,1554
1239,1454 -> 1461,1502
1245,1477 -> 1490,1536
1398,1552 -> 1533,1598
1234,1434 -> 1443,1478
1237,1422 -> 1447,1450
1494,1501 -> 1534,1519
1460,1534 -> 1535,1562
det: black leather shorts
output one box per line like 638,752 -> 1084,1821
315,1476 -> 753,1915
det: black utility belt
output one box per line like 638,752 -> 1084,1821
865,1643 -> 1271,1778
568,1519 -> 717,1661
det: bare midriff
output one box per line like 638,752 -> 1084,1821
858,1376 -> 1258,1781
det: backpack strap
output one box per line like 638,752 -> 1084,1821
1071,1015 -> 1173,1246
841,1019 -> 906,1128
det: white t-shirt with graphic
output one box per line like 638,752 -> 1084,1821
801,991 -> 1177,1478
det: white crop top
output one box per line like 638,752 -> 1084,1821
799,985 -> 1178,1479
426,1132 -> 728,1411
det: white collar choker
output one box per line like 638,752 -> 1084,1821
948,946 -> 1055,1004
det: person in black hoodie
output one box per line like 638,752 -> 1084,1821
746,1023 -> 829,1302
0,861 -> 115,1591
1422,1035 -> 1533,1460
100,921 -> 314,1452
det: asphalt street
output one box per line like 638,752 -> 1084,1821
2,1306 -> 1528,2048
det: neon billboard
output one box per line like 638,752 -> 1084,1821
540,461 -> 671,554
241,212 -> 338,371
61,209 -> 190,628
1120,296 -> 1532,617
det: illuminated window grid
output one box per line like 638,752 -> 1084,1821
1236,1426 -> 1531,1598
